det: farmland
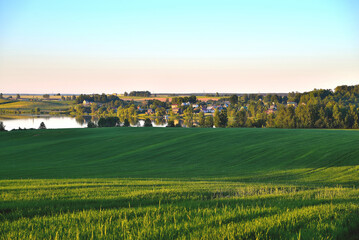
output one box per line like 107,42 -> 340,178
1,128 -> 359,239
0,100 -> 72,111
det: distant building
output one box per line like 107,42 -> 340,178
181,102 -> 190,106
266,105 -> 277,114
205,106 -> 215,113
83,100 -> 92,106
172,108 -> 182,114
287,102 -> 298,108
147,108 -> 154,115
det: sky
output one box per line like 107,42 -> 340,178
0,0 -> 359,94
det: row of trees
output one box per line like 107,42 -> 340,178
76,94 -> 121,104
172,96 -> 197,105
128,91 -> 151,97
88,117 -> 153,128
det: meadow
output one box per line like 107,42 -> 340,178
1,128 -> 358,239
0,100 -> 72,111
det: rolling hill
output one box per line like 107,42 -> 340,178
1,127 -> 358,185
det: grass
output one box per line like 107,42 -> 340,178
0,100 -> 73,111
0,128 -> 358,239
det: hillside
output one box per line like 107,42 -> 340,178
1,128 -> 359,239
0,100 -> 71,110
1,127 -> 358,185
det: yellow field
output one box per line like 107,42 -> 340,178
0,100 -> 72,110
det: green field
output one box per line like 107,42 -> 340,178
0,100 -> 72,111
1,128 -> 359,239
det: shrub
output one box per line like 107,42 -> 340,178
0,122 -> 6,131
144,118 -> 152,127
98,117 -> 119,127
166,120 -> 175,127
39,122 -> 46,129
87,121 -> 97,128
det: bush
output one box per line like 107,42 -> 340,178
39,122 -> 46,129
166,120 -> 175,127
0,122 -> 6,131
123,119 -> 130,127
144,118 -> 152,127
87,121 -> 97,128
98,117 -> 119,127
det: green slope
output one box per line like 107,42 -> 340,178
1,127 -> 358,184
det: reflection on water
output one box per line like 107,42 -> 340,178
0,116 -> 94,130
0,115 -> 192,130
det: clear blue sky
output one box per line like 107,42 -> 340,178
1,0 -> 358,93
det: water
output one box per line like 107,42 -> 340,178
0,115 -> 93,130
0,115 -> 172,130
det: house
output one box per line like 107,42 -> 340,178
181,102 -> 190,106
171,104 -> 178,109
287,102 -> 298,108
147,108 -> 154,115
83,100 -> 92,106
172,108 -> 182,114
213,105 -> 223,111
192,104 -> 199,108
266,105 -> 277,114
206,106 -> 215,113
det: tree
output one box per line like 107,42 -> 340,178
166,120 -> 175,127
0,122 -> 6,131
214,109 -> 228,128
144,118 -> 152,127
229,95 -> 238,105
124,92 -> 128,96
43,94 -> 50,99
0,93 -> 3,99
155,107 -> 166,118
39,122 -> 46,129
333,104 -> 344,128
87,121 -> 97,128
16,94 -> 21,99
237,109 -> 247,127
91,103 -> 98,115
183,106 -> 194,127
198,111 -> 205,127
214,109 -> 220,127
75,105 -> 84,115
98,117 -> 120,127
123,118 -> 131,127
188,95 -> 197,104
123,119 -> 130,127
204,116 -> 214,128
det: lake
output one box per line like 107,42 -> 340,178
0,115 -> 170,130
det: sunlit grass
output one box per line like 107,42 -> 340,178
0,100 -> 72,110
0,179 -> 358,239
0,128 -> 358,239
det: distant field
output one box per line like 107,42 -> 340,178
0,128 -> 358,239
2,95 -> 71,100
120,96 -> 220,102
0,100 -> 73,110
